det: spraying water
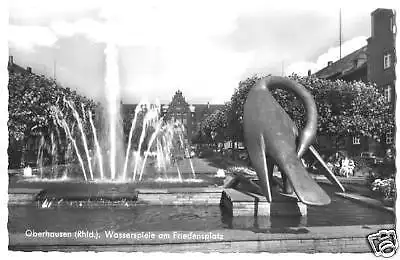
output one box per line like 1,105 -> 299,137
63,122 -> 75,177
132,105 -> 158,180
139,119 -> 164,181
81,103 -> 86,124
155,137 -> 167,173
66,100 -> 94,180
104,41 -> 121,180
189,157 -> 196,178
50,132 -> 58,177
132,114 -> 149,181
53,107 -> 88,181
122,101 -> 146,179
44,92 -> 197,183
62,122 -> 87,181
155,138 -> 162,171
37,135 -> 45,178
88,110 -> 104,179
176,165 -> 182,182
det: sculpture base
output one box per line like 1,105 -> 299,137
220,188 -> 307,217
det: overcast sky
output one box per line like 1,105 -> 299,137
7,0 -> 393,104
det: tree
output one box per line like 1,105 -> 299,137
200,108 -> 228,148
290,74 -> 394,143
198,74 -> 394,153
8,71 -> 98,168
191,129 -> 206,145
225,76 -> 261,145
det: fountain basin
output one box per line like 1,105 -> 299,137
8,180 -> 396,253
9,186 -> 223,207
8,182 -> 395,227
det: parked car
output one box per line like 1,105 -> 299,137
360,152 -> 384,165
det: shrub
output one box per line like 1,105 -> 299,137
370,178 -> 396,201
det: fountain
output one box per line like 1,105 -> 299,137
44,101 -> 199,183
104,41 -> 121,181
16,41 -> 201,184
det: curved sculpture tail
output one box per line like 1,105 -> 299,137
258,76 -> 317,158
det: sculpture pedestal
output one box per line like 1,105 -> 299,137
220,188 -> 307,217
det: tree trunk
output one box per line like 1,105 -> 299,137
20,139 -> 27,168
232,141 -> 236,160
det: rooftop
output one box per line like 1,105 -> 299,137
313,46 -> 368,80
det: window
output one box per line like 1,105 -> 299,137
371,16 -> 375,37
384,85 -> 392,103
390,17 -> 393,32
390,16 -> 396,33
384,53 -> 392,69
386,131 -> 393,144
352,136 -> 360,145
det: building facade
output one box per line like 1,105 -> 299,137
122,90 -> 224,145
314,8 -> 396,101
313,8 -> 396,156
367,8 -> 397,105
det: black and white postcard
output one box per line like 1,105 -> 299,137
2,0 -> 398,257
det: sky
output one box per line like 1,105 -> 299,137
7,0 -> 392,104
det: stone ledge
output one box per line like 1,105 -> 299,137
9,188 -> 44,194
138,192 -> 222,205
8,187 -> 224,207
137,187 -> 223,194
221,189 -> 307,216
136,187 -> 223,205
8,188 -> 44,205
37,190 -> 139,201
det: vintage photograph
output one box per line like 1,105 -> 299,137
6,0 -> 397,254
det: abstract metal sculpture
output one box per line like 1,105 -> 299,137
244,76 -> 344,206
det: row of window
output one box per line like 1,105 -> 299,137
352,131 -> 393,145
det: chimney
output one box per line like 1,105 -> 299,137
9,56 -> 13,65
26,67 -> 32,73
327,61 -> 333,66
307,70 -> 311,76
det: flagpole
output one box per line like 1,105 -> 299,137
339,8 -> 342,60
